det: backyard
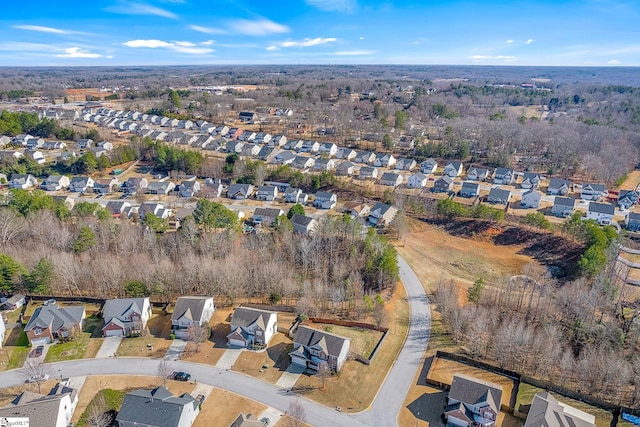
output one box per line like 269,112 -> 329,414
304,323 -> 384,359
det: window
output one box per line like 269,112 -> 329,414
34,328 -> 42,336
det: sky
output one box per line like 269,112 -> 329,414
0,0 -> 639,66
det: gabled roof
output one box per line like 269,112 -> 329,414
102,298 -> 148,324
253,207 -> 284,219
370,202 -> 396,217
229,307 -> 276,331
548,178 -> 571,190
524,392 -> 596,427
554,197 -> 575,207
0,385 -> 75,427
116,387 -> 198,427
629,212 -> 640,222
292,325 -> 350,358
588,202 -> 615,215
171,296 -> 213,323
435,176 -> 453,185
24,305 -> 85,333
461,181 -> 480,192
449,374 -> 502,414
488,187 -> 511,202
290,214 -> 315,227
582,182 -> 606,192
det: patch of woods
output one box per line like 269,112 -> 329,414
0,191 -> 399,318
432,223 -> 640,408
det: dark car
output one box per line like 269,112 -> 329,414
29,345 -> 44,358
172,371 -> 191,381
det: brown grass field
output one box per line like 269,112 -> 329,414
195,388 -> 266,427
231,333 -> 293,384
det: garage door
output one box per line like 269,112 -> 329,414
104,329 -> 124,337
229,339 -> 246,348
31,338 -> 50,346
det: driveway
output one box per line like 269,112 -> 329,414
164,339 -> 187,360
24,344 -> 50,366
275,363 -> 305,389
215,348 -> 243,369
0,256 -> 430,427
95,336 -> 122,358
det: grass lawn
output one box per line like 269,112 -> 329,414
1,330 -> 30,370
115,311 -> 173,357
305,323 -> 383,358
45,315 -> 102,363
75,388 -> 126,427
292,284 -> 409,412
195,388 -> 266,427
181,308 -> 232,366
231,334 -> 293,384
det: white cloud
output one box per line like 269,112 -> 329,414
469,55 -> 492,60
280,37 -> 336,48
266,46 -> 279,51
105,1 -> 178,19
13,25 -> 75,35
106,55 -> 114,58
228,19 -> 290,36
608,59 -> 621,65
123,39 -> 214,54
189,25 -> 227,35
359,36 -> 364,40
55,47 -> 102,58
334,50 -> 375,56
0,42 -> 55,51
506,39 -> 514,44
201,40 -> 215,46
526,39 -> 534,44
305,0 -> 357,13
470,54 -> 517,62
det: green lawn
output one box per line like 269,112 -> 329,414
44,315 -> 101,363
75,389 -> 126,427
4,330 -> 30,370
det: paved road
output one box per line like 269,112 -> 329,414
0,256 -> 430,427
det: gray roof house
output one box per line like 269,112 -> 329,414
355,151 -> 376,164
253,207 -> 284,226
618,190 -> 639,209
24,304 -> 86,345
258,146 -> 278,162
179,180 -> 201,198
524,392 -> 596,427
586,202 -> 615,225
116,387 -> 199,427
292,155 -> 315,170
314,158 -> 336,171
0,380 -> 78,427
581,182 -> 607,201
41,175 -> 70,191
521,189 -> 542,208
521,172 -> 543,190
256,185 -> 279,201
227,307 -> 278,348
9,173 -> 38,189
102,297 -> 152,337
290,214 -> 317,235
284,187 -> 307,204
358,166 -> 379,180
444,162 -> 464,177
493,168 -> 515,185
444,374 -> 503,427
313,191 -> 337,209
626,212 -> 640,231
228,183 -> 255,200
433,176 -> 454,193
368,203 -> 398,226
147,180 -> 176,195
395,158 -> 417,171
69,176 -> 95,193
547,178 -> 571,196
420,158 -> 438,174
337,148 -> 357,161
467,167 -> 489,182
407,172 -> 428,188
460,182 -> 480,198
335,161 -> 356,176
374,153 -> 396,168
171,296 -> 215,339
273,150 -> 296,165
379,172 -> 403,187
552,197 -> 576,217
487,187 -> 512,205
289,325 -> 351,372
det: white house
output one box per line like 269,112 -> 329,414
586,202 -> 615,225
9,174 -> 38,189
407,172 -> 428,188
520,190 -> 542,209
171,296 -> 215,339
227,307 -> 278,348
444,162 -> 464,177
102,297 -> 152,337
0,380 -> 79,427
420,158 -> 438,174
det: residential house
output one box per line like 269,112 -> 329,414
139,202 -> 171,220
319,142 -> 338,157
258,146 -> 278,162
520,189 -> 543,208
1,294 -> 25,310
24,304 -> 86,345
116,387 -> 200,427
29,150 -> 45,165
379,172 -> 403,187
253,207 -> 284,226
212,125 -> 229,137
0,150 -> 24,161
289,325 -> 350,372
618,190 -> 639,209
42,141 -> 67,150
271,134 -> 287,147
88,146 -> 107,158
25,137 -> 45,149
407,172 -> 428,188
355,151 -> 376,164
460,182 -> 480,198
230,413 -> 265,427
10,173 -> 37,189
395,158 -> 417,171
581,182 -> 607,201
313,158 -> 336,171
239,111 -> 256,122
358,166 -> 379,180
336,148 -> 357,161
374,153 -> 396,168
76,138 -> 93,148
0,380 -> 79,427
105,201 -> 132,219
444,374 -> 503,427
147,180 -> 176,195
342,201 -> 371,219
335,161 -> 356,176
102,297 -> 152,337
284,188 -> 307,204
368,203 -> 398,226
444,162 -> 464,177
301,140 -> 320,153
626,212 -> 640,231
227,127 -> 244,140
227,184 -> 254,200
547,178 -> 572,196
524,392 -> 596,427
253,132 -> 272,145
171,296 -> 215,339
433,176 -> 454,193
467,167 -> 489,182
420,158 -> 438,174
587,202 -> 615,225
313,191 -> 337,209
292,155 -> 315,170
256,186 -> 279,201
398,135 -> 415,149
177,119 -> 194,130
202,178 -> 223,198
290,214 -> 317,235
273,150 -> 296,165
69,176 -> 95,193
487,188 -> 512,204
226,140 -> 245,154
93,177 -> 118,194
227,307 -> 278,348
493,168 -> 515,185
284,139 -> 303,151
552,197 -> 576,217
41,175 -> 70,191
521,172 -> 542,190
52,196 -> 74,210
179,180 -> 201,198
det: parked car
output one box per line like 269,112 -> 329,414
29,345 -> 44,358
26,374 -> 49,383
172,371 -> 191,382
43,299 -> 56,306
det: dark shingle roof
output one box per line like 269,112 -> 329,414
588,202 -> 615,215
102,298 -> 147,325
171,297 -> 213,323
292,325 -> 349,358
524,392 -> 595,427
24,305 -> 85,333
554,197 -> 575,207
116,387 -> 198,427
449,374 -> 502,414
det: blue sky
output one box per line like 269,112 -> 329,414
0,0 -> 639,66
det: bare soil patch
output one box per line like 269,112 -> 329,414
618,170 -> 640,190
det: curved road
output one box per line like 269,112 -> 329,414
0,256 -> 430,426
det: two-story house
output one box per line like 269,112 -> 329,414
256,185 -> 279,201
0,380 -> 79,427
116,387 -> 200,427
289,325 -> 351,372
253,207 -> 284,226
586,202 -> 615,225
313,191 -> 337,209
102,297 -> 152,337
407,172 -> 428,188
227,307 -> 278,348
467,167 -> 489,182
24,304 -> 86,346
420,158 -> 438,174
493,168 -> 515,185
69,176 -> 95,193
368,202 -> 398,226
444,162 -> 464,177
379,172 -> 403,187
581,182 -> 607,201
547,178 -> 571,196
171,297 -> 215,339
228,183 -> 255,200
521,172 -> 542,190
444,374 -> 503,427
284,188 -> 307,204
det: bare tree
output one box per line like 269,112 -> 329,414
372,304 -> 389,328
254,162 -> 268,186
21,358 -> 52,394
287,399 -> 307,427
0,207 -> 25,247
186,324 -> 210,353
316,363 -> 332,390
156,359 -> 174,387
87,392 -> 112,427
